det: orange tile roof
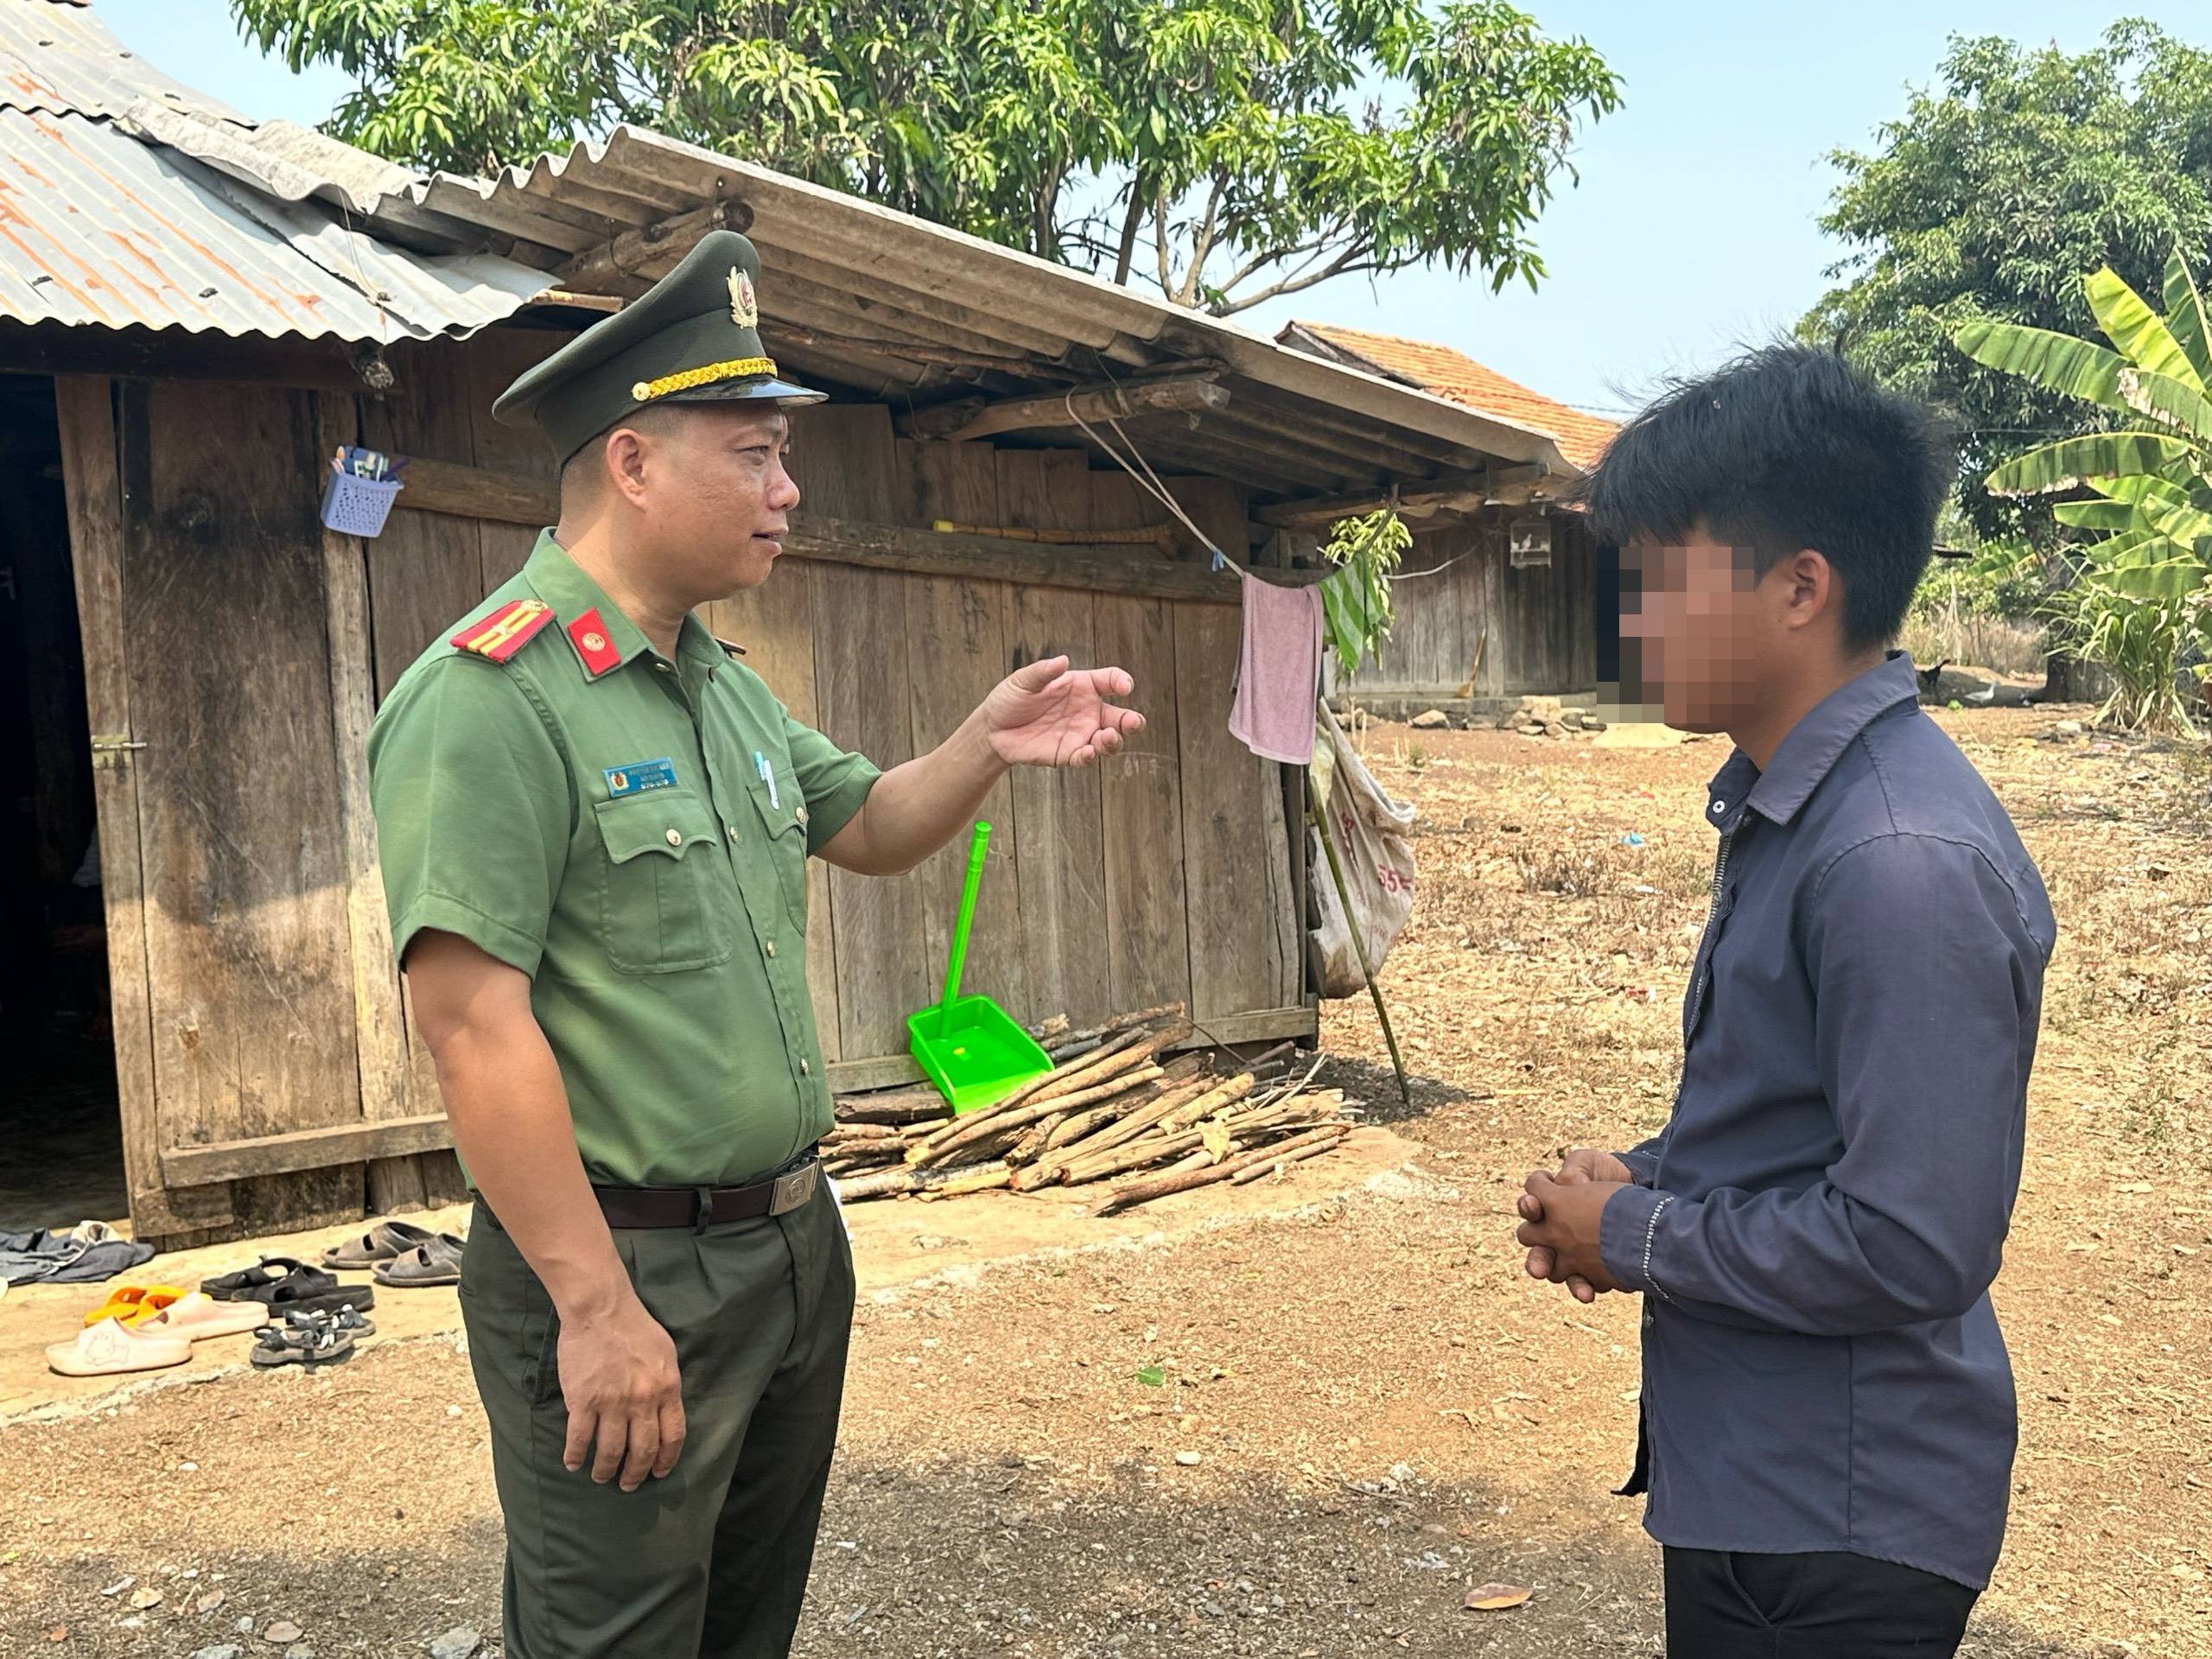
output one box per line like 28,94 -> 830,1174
1285,321 -> 1617,473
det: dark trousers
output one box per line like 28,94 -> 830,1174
1665,1548 -> 1979,1656
461,1186 -> 855,1659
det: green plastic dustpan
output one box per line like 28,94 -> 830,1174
907,822 -> 1054,1115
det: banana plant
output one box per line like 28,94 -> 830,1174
1954,252 -> 2212,604
1954,251 -> 2212,731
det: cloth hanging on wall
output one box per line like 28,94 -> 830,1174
1228,574 -> 1325,765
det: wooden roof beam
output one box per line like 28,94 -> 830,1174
1255,469 -> 1500,528
899,372 -> 1229,443
552,200 -> 747,293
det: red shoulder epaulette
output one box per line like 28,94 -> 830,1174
451,599 -> 554,663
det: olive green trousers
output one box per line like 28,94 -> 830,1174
459,1185 -> 854,1658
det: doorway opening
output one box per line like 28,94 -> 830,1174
0,374 -> 124,1232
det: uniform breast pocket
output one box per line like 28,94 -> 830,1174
592,791 -> 734,973
748,768 -> 810,931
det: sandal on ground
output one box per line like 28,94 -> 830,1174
250,1316 -> 355,1370
137,1291 -> 268,1342
48,1317 -> 193,1377
286,1302 -> 375,1339
371,1232 -> 466,1287
321,1219 -> 434,1270
200,1256 -> 374,1316
80,1285 -> 188,1328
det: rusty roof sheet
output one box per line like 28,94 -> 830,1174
0,0 -> 245,124
0,105 -> 546,340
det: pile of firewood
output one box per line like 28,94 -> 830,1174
822,1007 -> 1357,1217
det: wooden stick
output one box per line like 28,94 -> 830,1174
906,1027 -> 1153,1156
1007,1112 -> 1070,1166
1061,1003 -> 1186,1046
1157,1071 -> 1258,1135
936,1161 -> 1013,1197
1032,1076 -> 1217,1172
1231,1130 -> 1349,1185
1094,1126 -> 1346,1217
834,1159 -> 1009,1202
835,1085 -> 957,1126
908,1065 -> 1164,1166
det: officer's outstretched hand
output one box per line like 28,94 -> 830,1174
982,656 -> 1144,768
557,1293 -> 687,1491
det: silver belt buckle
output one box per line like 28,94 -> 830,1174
769,1160 -> 819,1216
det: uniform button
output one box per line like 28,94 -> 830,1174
800,1058 -> 810,1077
664,828 -> 682,846
654,661 -> 672,673
795,804 -> 809,826
727,823 -> 740,841
765,941 -> 777,958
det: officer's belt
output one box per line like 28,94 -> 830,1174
593,1153 -> 819,1231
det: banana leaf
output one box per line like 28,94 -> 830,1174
2088,266 -> 2205,393
2082,525 -> 2205,601
2163,249 -> 2212,386
2114,366 -> 2212,442
2086,547 -> 2208,602
1950,321 -> 2135,416
2136,489 -> 2212,555
2053,499 -> 2146,531
1985,432 -> 2193,496
2088,473 -> 2196,508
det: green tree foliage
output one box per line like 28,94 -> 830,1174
231,0 -> 1617,315
1802,22 -> 2212,542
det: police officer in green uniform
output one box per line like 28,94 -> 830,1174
366,231 -> 1143,1659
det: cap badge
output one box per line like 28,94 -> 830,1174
728,267 -> 758,327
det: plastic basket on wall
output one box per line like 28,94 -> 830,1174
321,472 -> 405,538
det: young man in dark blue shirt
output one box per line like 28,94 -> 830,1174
1515,346 -> 2056,1656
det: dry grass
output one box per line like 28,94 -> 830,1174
1903,613 -> 2050,678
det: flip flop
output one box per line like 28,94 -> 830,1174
284,1302 -> 376,1339
48,1317 -> 193,1377
200,1256 -> 375,1316
372,1232 -> 466,1287
251,1315 -> 355,1370
138,1291 -> 269,1342
80,1285 -> 188,1328
321,1219 -> 435,1270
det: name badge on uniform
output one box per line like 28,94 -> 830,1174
604,758 -> 678,798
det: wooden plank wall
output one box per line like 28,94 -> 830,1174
1346,510 -> 1598,699
87,322 -> 1307,1235
122,381 -> 363,1236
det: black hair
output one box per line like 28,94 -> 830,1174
1577,344 -> 1955,650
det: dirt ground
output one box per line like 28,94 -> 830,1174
3,705 -> 2205,1658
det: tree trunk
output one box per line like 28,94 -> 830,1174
2041,650 -> 2105,705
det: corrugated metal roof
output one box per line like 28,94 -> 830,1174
0,1 -> 1572,499
390,126 -> 1576,498
0,0 -> 548,342
0,105 -> 545,340
0,0 -> 244,123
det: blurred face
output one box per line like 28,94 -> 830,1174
1616,524 -> 1806,733
602,404 -> 801,601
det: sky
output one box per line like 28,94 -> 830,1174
96,1 -> 2188,421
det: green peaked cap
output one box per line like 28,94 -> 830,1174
493,229 -> 825,465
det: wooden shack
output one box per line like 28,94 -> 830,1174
0,1 -> 1577,1244
1277,322 -> 1614,711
